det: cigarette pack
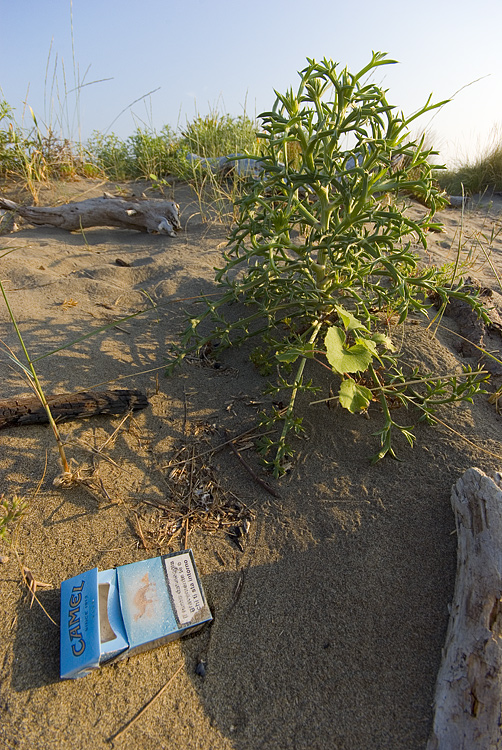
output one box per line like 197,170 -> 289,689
60,550 -> 212,679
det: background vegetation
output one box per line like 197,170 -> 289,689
1,94 -> 501,200
438,131 -> 502,196
0,101 -> 260,195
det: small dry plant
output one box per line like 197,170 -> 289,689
0,493 -> 27,544
137,423 -> 255,550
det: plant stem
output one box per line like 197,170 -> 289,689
276,321 -> 323,472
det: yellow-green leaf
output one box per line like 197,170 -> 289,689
371,331 -> 395,351
325,326 -> 374,374
338,379 -> 373,413
335,305 -> 369,333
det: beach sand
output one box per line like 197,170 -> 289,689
0,178 -> 501,749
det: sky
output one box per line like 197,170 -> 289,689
1,0 -> 501,167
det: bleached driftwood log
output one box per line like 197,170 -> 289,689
0,194 -> 181,236
427,467 -> 502,750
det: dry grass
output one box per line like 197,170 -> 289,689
439,128 -> 502,196
140,422 -> 255,550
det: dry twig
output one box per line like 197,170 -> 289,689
17,562 -> 58,626
226,433 -> 280,498
137,424 -> 255,549
22,565 -> 51,607
108,663 -> 184,743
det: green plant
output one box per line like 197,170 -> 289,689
0,493 -> 27,541
168,53 -> 489,476
129,125 -> 176,178
163,111 -> 261,224
88,125 -> 177,181
86,130 -> 134,179
438,127 -> 502,195
179,111 -> 258,158
0,100 -> 19,175
0,98 -> 100,199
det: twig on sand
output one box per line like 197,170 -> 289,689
159,426 -> 273,471
182,387 -> 188,438
108,663 -> 184,743
18,561 -> 58,627
22,565 -> 51,608
184,446 -> 195,548
131,511 -> 150,551
225,432 -> 281,498
231,569 -> 245,609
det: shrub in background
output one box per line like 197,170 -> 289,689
179,112 -> 258,158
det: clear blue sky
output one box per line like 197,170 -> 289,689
1,0 -> 501,167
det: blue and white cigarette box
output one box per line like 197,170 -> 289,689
60,550 -> 212,679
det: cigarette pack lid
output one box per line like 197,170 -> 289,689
60,567 -> 100,679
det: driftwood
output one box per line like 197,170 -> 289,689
0,389 -> 148,429
0,194 -> 181,236
444,281 -> 502,377
427,467 -> 502,750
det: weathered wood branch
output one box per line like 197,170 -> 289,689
444,283 -> 502,376
0,389 -> 148,429
427,467 -> 502,750
0,194 -> 181,236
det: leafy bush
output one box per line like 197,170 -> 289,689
88,126 -> 177,181
86,130 -> 135,180
0,101 -> 19,176
168,53 -> 488,476
87,115 -> 258,183
2,100 -> 258,190
179,112 -> 258,158
128,125 -> 176,178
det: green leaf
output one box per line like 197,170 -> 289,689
371,332 -> 395,351
276,343 -> 315,364
325,326 -> 374,374
334,305 -> 369,333
276,349 -> 301,364
354,336 -> 378,357
3,350 -> 34,378
338,379 -> 372,413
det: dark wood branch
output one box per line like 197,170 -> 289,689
0,389 -> 148,429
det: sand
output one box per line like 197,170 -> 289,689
0,178 -> 501,750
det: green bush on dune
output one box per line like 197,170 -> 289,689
168,52 -> 489,476
86,114 -> 259,183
